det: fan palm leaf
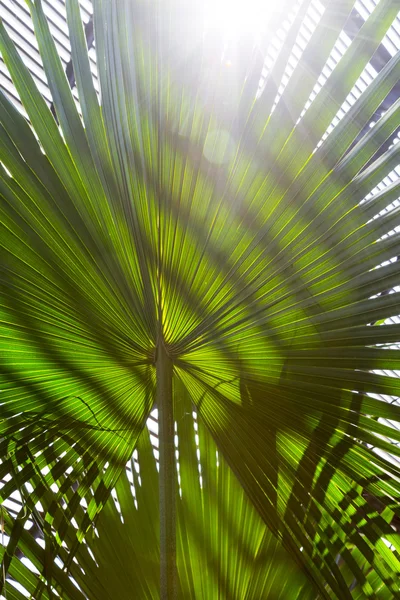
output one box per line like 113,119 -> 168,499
1,0 -> 400,597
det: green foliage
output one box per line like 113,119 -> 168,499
1,0 -> 400,597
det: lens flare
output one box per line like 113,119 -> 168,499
205,0 -> 274,37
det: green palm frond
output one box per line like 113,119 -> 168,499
1,0 -> 400,597
69,392 -> 315,599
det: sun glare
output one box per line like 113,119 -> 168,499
205,0 -> 274,38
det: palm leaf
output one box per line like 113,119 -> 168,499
1,0 -> 400,597
68,392 -> 316,599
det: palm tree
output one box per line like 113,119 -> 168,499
1,0 -> 400,597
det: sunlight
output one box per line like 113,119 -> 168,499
205,0 -> 274,37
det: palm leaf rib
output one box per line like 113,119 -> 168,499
1,0 -> 400,598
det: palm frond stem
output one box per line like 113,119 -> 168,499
157,339 -> 176,599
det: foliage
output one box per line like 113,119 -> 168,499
1,0 -> 400,597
